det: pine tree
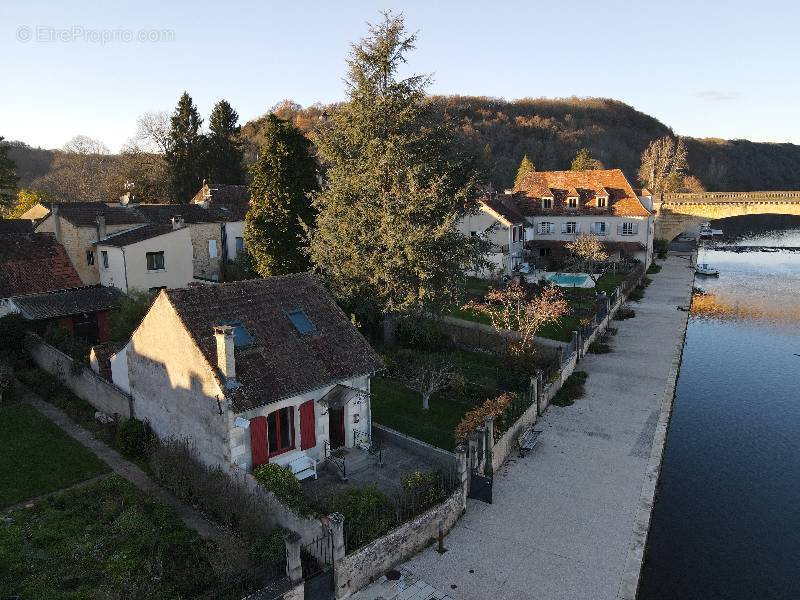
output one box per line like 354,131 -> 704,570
514,154 -> 535,187
309,12 -> 489,330
206,100 -> 244,184
570,148 -> 602,171
166,92 -> 205,202
0,137 -> 20,214
244,115 -> 318,277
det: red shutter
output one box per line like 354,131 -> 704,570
250,416 -> 269,468
299,401 -> 316,451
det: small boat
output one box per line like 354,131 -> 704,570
762,247 -> 780,253
695,263 -> 719,276
699,222 -> 724,238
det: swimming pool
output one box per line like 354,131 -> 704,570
548,273 -> 589,286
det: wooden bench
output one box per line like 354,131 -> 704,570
288,455 -> 317,480
518,428 -> 542,458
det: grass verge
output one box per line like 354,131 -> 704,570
551,371 -> 588,407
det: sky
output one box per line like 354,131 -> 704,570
2,0 -> 799,152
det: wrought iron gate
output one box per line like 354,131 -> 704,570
301,530 -> 335,600
467,444 -> 493,504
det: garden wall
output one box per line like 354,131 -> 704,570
229,466 -> 327,545
372,423 -> 458,472
440,316 -> 566,351
333,485 -> 466,599
28,334 -> 133,419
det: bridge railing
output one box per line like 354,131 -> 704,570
662,191 -> 800,203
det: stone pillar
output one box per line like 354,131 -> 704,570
328,512 -> 347,599
483,417 -> 494,477
284,531 -> 302,584
455,445 -> 468,511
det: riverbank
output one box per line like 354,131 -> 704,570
355,254 -> 695,600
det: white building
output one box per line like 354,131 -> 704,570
95,221 -> 195,294
459,169 -> 654,274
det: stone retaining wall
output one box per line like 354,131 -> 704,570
29,335 -> 133,419
372,423 -> 458,472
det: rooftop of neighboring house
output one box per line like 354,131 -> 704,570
12,285 -> 124,320
190,182 -> 251,220
161,273 -> 384,413
0,219 -> 35,234
498,169 -> 651,218
0,233 -> 83,298
47,202 -> 149,227
134,203 -> 238,224
94,223 -> 181,247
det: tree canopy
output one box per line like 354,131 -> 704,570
513,154 -> 535,187
244,114 -> 318,277
0,137 -> 21,214
309,12 -> 489,326
166,92 -> 205,202
571,148 -> 602,171
206,100 -> 245,184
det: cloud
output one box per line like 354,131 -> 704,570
696,90 -> 740,102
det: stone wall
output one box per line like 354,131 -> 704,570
440,315 -> 566,352
372,423 -> 458,473
333,486 -> 466,599
186,222 -> 224,281
29,335 -> 133,419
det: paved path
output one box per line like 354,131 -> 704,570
19,384 -> 236,546
357,255 -> 695,600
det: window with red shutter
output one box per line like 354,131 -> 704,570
300,400 -> 316,450
250,416 -> 269,468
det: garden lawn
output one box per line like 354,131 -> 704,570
0,403 -> 109,508
371,377 -> 476,451
0,475 -> 221,599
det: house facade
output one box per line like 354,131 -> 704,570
191,182 -> 250,262
95,223 -> 195,294
111,274 -> 384,472
459,169 -> 654,275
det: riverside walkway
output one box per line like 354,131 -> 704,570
353,254 -> 695,600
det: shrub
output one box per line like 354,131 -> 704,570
614,306 -> 636,320
454,392 -> 514,444
395,317 -> 452,352
401,471 -> 448,508
115,418 -> 157,460
109,289 -> 155,343
0,314 -> 27,359
647,264 -> 662,274
250,528 -> 288,565
588,341 -> 611,354
551,371 -> 588,407
253,463 -> 309,515
41,324 -> 91,365
654,239 -> 669,259
318,486 -> 396,552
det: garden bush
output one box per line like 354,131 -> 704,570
401,470 -> 448,508
253,463 -> 310,515
654,239 -> 669,259
551,371 -> 588,407
647,263 -> 662,274
41,324 -> 91,366
316,486 -> 396,552
395,317 -> 453,352
588,341 -> 612,354
614,306 -> 636,320
454,392 -> 513,444
115,418 -> 157,461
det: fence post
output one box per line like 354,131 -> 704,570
329,512 -> 347,599
283,531 -> 303,584
532,374 -> 541,418
483,417 -> 494,477
455,445 -> 468,512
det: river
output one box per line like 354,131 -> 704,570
638,215 -> 800,599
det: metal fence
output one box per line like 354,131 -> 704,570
196,560 -> 288,600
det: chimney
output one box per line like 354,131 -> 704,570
96,214 -> 107,241
214,325 -> 238,388
171,215 -> 185,230
52,204 -> 62,242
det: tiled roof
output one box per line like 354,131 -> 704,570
50,202 -> 148,227
135,203 -> 236,224
0,219 -> 34,234
513,169 -> 651,217
191,183 -> 250,220
0,234 -> 83,298
164,273 -> 384,413
479,194 -> 525,225
95,224 -> 177,247
13,285 -> 123,320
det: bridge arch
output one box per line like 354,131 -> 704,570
654,191 -> 800,241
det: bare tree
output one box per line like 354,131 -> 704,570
397,353 -> 456,411
638,136 -> 688,193
63,135 -> 109,155
465,283 -> 569,355
135,111 -> 172,154
565,233 -> 610,286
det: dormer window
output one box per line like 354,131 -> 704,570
597,196 -> 608,208
567,197 -> 578,209
542,198 -> 553,210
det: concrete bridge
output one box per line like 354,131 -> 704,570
654,191 -> 800,241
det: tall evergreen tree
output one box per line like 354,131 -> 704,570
0,137 -> 20,214
206,100 -> 245,184
245,115 -> 318,277
570,147 -> 602,171
309,12 -> 488,331
514,154 -> 535,187
166,92 -> 205,202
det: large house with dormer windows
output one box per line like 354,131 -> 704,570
459,169 -> 654,275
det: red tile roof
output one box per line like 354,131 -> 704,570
0,234 -> 83,298
513,169 -> 651,217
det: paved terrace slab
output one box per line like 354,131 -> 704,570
366,254 -> 695,600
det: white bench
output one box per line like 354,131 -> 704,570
288,455 -> 317,480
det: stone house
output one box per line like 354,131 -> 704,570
190,182 -> 250,262
459,169 -> 655,274
95,222 -> 195,294
110,274 -> 384,472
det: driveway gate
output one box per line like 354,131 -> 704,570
467,444 -> 493,504
302,530 -> 334,600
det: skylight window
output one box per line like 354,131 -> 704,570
288,309 -> 317,335
222,321 -> 254,347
